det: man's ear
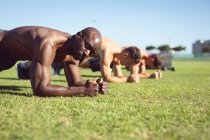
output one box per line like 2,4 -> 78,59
76,31 -> 82,39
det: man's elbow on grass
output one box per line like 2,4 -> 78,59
101,67 -> 132,83
127,74 -> 140,83
33,85 -> 49,97
103,75 -> 112,83
103,75 -> 116,83
32,87 -> 44,97
103,75 -> 127,83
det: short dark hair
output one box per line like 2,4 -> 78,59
80,27 -> 102,55
127,46 -> 141,64
151,54 -> 162,68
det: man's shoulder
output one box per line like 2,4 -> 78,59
101,47 -> 113,58
13,26 -> 68,37
100,50 -> 113,66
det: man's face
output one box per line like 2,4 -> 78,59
148,55 -> 162,69
71,37 -> 93,61
154,55 -> 162,69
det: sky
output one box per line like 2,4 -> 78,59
1,0 -> 210,53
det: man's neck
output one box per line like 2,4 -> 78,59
58,35 -> 72,54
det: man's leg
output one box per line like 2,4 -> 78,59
52,62 -> 63,76
0,53 -> 17,72
89,58 -> 100,72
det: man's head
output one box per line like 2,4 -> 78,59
148,54 -> 162,69
120,46 -> 141,66
69,27 -> 102,61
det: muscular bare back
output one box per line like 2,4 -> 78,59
0,26 -> 70,61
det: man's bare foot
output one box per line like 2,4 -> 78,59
158,71 -> 162,78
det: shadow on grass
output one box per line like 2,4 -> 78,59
0,86 -> 32,97
51,79 -> 66,82
53,74 -> 100,78
81,75 -> 100,78
0,77 -> 20,80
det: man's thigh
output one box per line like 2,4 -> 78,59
0,53 -> 17,71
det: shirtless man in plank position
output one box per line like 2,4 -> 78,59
0,26 -> 108,97
100,37 -> 141,83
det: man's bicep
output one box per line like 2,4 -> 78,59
100,50 -> 114,81
30,43 -> 55,89
30,60 -> 51,90
101,62 -> 112,81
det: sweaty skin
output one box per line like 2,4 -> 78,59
100,37 -> 140,83
0,26 -> 108,97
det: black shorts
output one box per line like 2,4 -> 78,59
89,58 -> 113,72
0,49 -> 17,71
89,58 -> 100,72
51,62 -> 64,69
0,30 -> 17,71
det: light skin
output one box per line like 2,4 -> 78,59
138,49 -> 162,79
100,37 -> 140,83
79,37 -> 162,81
0,26 -> 108,97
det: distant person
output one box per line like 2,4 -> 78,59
0,26 -> 108,97
138,49 -> 162,79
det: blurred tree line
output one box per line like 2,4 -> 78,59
146,45 -> 186,52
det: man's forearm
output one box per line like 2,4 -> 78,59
64,62 -> 84,87
70,80 -> 86,87
103,76 -> 128,83
33,84 -> 86,97
138,72 -> 151,79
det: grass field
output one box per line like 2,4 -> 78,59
0,59 -> 210,140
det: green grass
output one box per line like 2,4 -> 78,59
0,59 -> 210,140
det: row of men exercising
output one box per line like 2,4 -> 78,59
0,26 -> 161,97
17,36 -> 162,81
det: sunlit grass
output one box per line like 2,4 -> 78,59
0,59 -> 210,140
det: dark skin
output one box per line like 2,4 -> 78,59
0,26 -> 108,97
